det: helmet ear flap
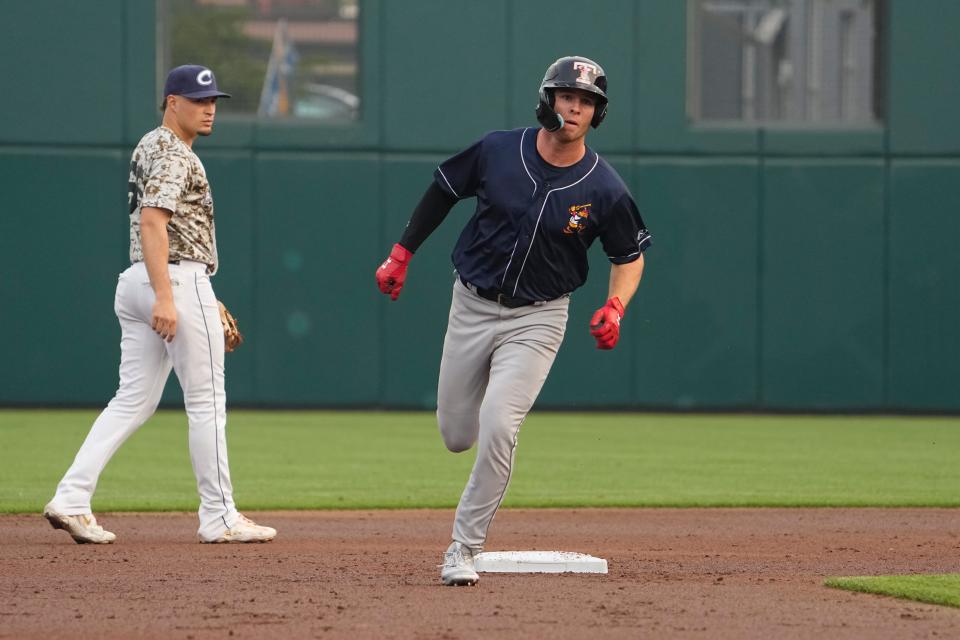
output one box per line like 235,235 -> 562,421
591,101 -> 607,128
536,87 -> 563,132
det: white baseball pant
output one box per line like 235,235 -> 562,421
48,260 -> 239,541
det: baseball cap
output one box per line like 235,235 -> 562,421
163,64 -> 232,100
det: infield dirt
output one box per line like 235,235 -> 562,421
2,508 -> 959,639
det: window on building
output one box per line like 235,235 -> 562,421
687,0 -> 884,125
160,0 -> 359,122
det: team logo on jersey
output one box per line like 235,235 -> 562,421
573,61 -> 597,85
563,203 -> 592,235
196,69 -> 213,86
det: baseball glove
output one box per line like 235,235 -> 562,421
217,301 -> 244,353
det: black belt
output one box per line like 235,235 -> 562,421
168,259 -> 180,265
460,276 -> 546,309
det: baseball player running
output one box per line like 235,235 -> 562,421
43,65 -> 276,545
376,56 -> 651,585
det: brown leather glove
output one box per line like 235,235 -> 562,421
217,301 -> 244,353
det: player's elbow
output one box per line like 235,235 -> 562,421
140,207 -> 173,232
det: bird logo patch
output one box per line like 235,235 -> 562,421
563,203 -> 592,235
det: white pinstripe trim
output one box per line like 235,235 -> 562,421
193,273 -> 230,529
510,153 -> 600,296
519,128 -> 537,197
480,424 -> 522,543
608,237 -> 651,261
499,236 -> 521,288
437,167 -> 460,198
500,129 -> 538,287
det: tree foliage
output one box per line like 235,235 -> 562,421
168,0 -> 269,113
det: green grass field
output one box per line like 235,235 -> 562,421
2,410 -> 959,513
826,575 -> 960,608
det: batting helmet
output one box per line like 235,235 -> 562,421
535,56 -> 608,132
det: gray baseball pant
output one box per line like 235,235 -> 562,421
437,278 -> 569,550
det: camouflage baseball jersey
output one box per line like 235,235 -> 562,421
128,126 -> 218,272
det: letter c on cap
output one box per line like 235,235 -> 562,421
197,69 -> 213,86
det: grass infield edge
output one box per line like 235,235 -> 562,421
824,574 -> 960,609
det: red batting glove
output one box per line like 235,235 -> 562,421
375,243 -> 413,301
589,297 -> 625,350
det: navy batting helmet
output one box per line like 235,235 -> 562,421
535,56 -> 608,132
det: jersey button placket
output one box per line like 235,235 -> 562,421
503,189 -> 550,297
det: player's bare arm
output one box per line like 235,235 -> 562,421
607,254 -> 645,308
140,206 -> 177,342
589,255 -> 644,350
590,253 -> 643,350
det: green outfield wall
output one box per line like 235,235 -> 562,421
1,0 -> 957,411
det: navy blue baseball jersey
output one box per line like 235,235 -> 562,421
434,127 -> 651,302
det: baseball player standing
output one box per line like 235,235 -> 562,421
43,65 -> 276,545
375,56 -> 651,585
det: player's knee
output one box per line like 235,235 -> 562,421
437,411 -> 478,452
444,436 -> 473,453
109,383 -> 163,416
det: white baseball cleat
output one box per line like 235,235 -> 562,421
43,503 -> 116,544
440,541 -> 480,586
200,514 -> 277,544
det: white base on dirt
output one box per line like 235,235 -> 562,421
473,551 -> 608,574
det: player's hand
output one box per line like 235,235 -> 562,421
151,296 -> 178,342
589,297 -> 625,350
375,243 -> 414,301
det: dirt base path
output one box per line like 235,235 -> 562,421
2,508 -> 959,639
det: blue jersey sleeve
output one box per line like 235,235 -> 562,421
599,193 -> 652,264
434,138 -> 485,200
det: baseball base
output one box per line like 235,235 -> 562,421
473,551 -> 608,574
